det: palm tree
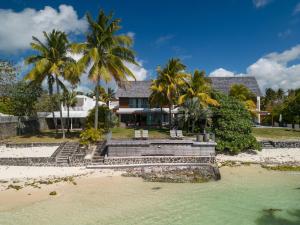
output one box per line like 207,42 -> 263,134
25,30 -> 76,138
62,91 -> 77,133
155,58 -> 188,129
149,80 -> 168,128
178,97 -> 211,133
178,70 -> 218,107
71,10 -> 137,130
229,84 -> 257,116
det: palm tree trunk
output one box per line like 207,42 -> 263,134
48,76 -> 58,135
55,75 -> 65,139
169,105 -> 172,130
160,106 -> 163,129
67,105 -> 70,134
94,77 -> 100,130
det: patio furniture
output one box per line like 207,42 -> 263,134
294,124 -> 300,130
287,124 -> 293,129
134,130 -> 142,139
142,130 -> 149,139
176,130 -> 184,139
170,130 -> 177,139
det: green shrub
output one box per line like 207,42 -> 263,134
211,92 -> 261,154
79,128 -> 103,145
86,105 -> 117,131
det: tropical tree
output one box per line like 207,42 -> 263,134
149,79 -> 168,128
62,91 -> 77,133
178,70 -> 218,107
178,97 -> 211,133
155,58 -> 188,129
71,10 -> 137,130
25,30 -> 77,138
229,84 -> 257,116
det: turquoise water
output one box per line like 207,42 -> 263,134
0,166 -> 299,225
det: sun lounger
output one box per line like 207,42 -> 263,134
170,130 -> 177,139
134,130 -> 142,139
142,130 -> 149,139
176,130 -> 184,139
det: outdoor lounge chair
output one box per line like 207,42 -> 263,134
176,130 -> 184,139
134,130 -> 142,139
170,130 -> 177,139
142,130 -> 149,139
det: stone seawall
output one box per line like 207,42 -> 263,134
104,156 -> 214,165
0,157 -> 56,166
271,141 -> 300,148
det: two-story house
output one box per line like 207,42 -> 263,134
115,77 -> 262,127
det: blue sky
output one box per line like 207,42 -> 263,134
1,0 -> 300,92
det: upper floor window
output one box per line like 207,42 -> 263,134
128,98 -> 149,108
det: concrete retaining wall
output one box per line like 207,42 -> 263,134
106,140 -> 216,157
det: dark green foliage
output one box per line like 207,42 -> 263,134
86,105 -> 117,131
211,92 -> 260,154
7,81 -> 42,117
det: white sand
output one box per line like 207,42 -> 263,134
216,148 -> 300,165
0,166 -> 92,180
0,146 -> 58,158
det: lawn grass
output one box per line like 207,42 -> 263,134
3,130 -> 80,143
252,127 -> 300,141
111,127 -> 169,139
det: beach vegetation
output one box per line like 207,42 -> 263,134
211,92 -> 261,154
80,127 -> 103,145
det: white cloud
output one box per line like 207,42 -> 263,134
126,32 -> 135,39
125,59 -> 149,81
0,4 -> 87,53
253,0 -> 272,8
209,44 -> 300,92
293,3 -> 300,15
209,68 -> 235,77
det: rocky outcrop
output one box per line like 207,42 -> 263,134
123,165 -> 221,183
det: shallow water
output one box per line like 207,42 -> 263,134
0,166 -> 299,225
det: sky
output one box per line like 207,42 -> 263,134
0,0 -> 300,93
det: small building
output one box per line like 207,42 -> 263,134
38,95 -> 105,130
115,76 -> 262,127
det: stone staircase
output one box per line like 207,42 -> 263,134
91,141 -> 106,164
56,142 -> 79,165
260,140 -> 274,149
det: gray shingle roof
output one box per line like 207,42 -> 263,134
210,76 -> 261,96
116,76 -> 261,98
116,81 -> 153,98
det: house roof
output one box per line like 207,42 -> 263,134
210,76 -> 262,96
116,81 -> 153,98
115,76 -> 261,98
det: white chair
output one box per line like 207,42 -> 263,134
294,124 -> 300,130
287,124 -> 293,129
176,130 -> 184,139
170,130 -> 177,139
142,130 -> 149,139
134,130 -> 142,139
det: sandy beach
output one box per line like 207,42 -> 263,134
216,148 -> 300,165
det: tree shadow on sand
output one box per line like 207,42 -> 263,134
255,209 -> 300,225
